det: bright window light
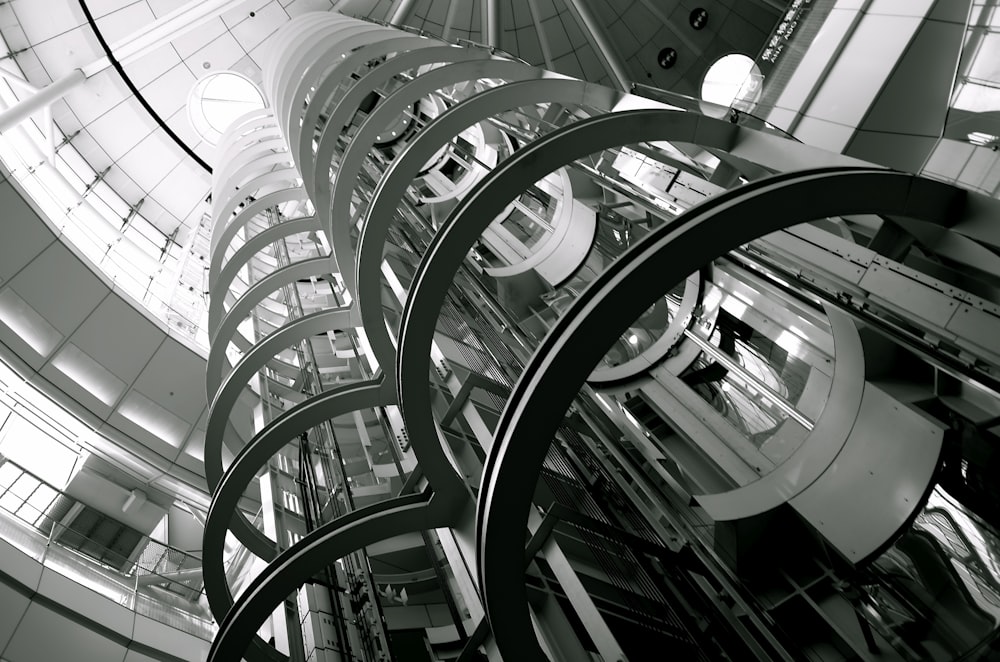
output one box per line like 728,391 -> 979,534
188,72 -> 266,146
0,414 -> 79,489
701,54 -> 761,109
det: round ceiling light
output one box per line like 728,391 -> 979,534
701,53 -> 761,109
657,47 -> 678,69
188,71 -> 266,145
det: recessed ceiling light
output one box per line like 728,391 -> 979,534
657,48 -> 677,69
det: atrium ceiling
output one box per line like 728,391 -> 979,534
0,0 -> 778,252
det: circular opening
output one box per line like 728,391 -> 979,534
187,71 -> 266,145
701,53 -> 761,109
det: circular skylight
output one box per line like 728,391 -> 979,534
701,54 -> 761,109
188,71 -> 266,145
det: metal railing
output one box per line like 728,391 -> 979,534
0,459 -> 215,640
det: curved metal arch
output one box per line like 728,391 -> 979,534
209,188 -> 310,286
213,120 -> 284,197
214,110 -> 278,176
355,78 -> 622,503
215,128 -> 285,181
203,378 -> 393,620
213,112 -> 285,179
422,114 -> 965,660
208,224 -> 320,346
205,306 -> 356,557
695,306 -> 865,519
279,24 -> 396,144
271,22 -> 384,136
326,58 -> 543,297
269,16 -> 374,109
210,218 -> 321,339
207,491 -> 449,662
215,153 -> 296,212
214,137 -> 289,196
309,44 -> 490,219
212,167 -> 301,241
207,256 -> 337,395
204,376 -> 442,662
480,168 -> 593,282
286,33 -> 429,175
261,12 -> 333,92
587,272 -> 702,383
207,296 -> 352,461
263,13 -> 352,104
297,40 -> 461,202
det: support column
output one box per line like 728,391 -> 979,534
387,0 -> 419,27
562,0 -> 631,91
482,0 -> 501,49
0,69 -> 85,133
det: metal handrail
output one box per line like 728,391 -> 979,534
0,459 -> 214,638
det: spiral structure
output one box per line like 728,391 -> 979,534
203,11 -> 997,662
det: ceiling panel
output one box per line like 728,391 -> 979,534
85,98 -> 157,162
103,164 -> 149,206
541,15 -> 571,58
61,68 -> 129,126
0,290 -> 63,366
193,139 -> 216,166
37,568 -> 134,632
124,647 -> 166,662
131,195 -> 180,236
187,28 -> 245,73
172,17 -> 229,60
87,0 -> 134,19
106,405 -> 187,462
8,2 -> 86,47
28,25 -> 97,78
95,2 -> 156,45
229,3 -> 286,53
124,43 -> 183,89
180,425 -> 206,463
7,242 -> 110,335
0,3 -> 25,36
7,46 -> 47,87
131,339 -> 211,421
116,128 -> 186,192
46,340 -> 129,407
146,0 -> 180,19
0,181 -> 57,283
165,104 -> 204,148
0,581 -> 31,651
116,388 -> 192,448
39,358 -> 119,419
65,127 -> 113,171
2,602 -> 127,662
149,160 -> 211,221
69,295 -> 165,384
140,62 -> 198,118
286,0 -> 340,18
